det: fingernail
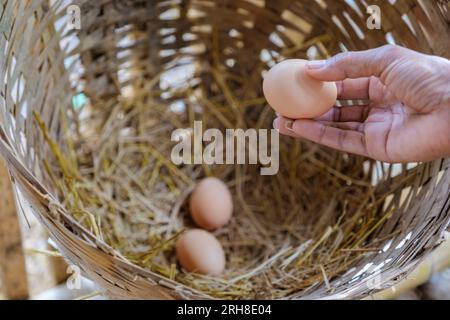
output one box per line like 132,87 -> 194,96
285,120 -> 294,131
273,118 -> 279,129
307,60 -> 326,69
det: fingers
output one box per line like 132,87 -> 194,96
273,117 -> 300,139
306,44 -> 411,82
316,105 -> 371,123
273,117 -> 368,157
319,121 -> 365,132
336,78 -> 371,100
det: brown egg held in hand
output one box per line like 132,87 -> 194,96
263,59 -> 337,119
190,177 -> 233,230
176,229 -> 226,275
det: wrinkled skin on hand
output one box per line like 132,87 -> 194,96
273,45 -> 450,163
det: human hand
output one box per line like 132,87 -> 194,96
273,45 -> 450,163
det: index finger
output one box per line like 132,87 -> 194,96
336,78 -> 370,100
306,45 -> 411,82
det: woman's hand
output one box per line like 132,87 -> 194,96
273,45 -> 450,163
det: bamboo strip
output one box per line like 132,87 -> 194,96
364,238 -> 450,300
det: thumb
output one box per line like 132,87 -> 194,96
306,44 -> 411,82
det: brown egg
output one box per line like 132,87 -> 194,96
190,177 -> 233,230
176,229 -> 226,275
263,59 -> 337,119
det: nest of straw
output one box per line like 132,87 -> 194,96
2,0 -> 450,300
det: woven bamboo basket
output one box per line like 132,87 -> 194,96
1,0 -> 450,300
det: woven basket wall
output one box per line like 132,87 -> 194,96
0,0 -> 449,299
